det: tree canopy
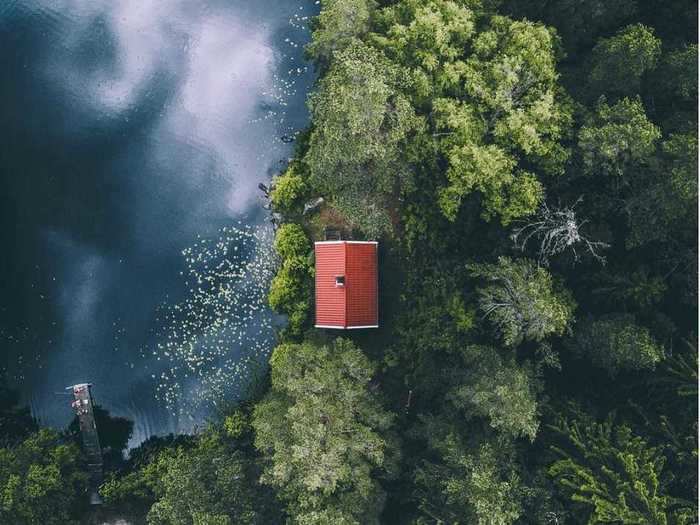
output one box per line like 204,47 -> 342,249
306,41 -> 422,237
469,257 -> 576,346
252,339 -> 396,523
0,429 -> 87,525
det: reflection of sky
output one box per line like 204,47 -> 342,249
0,0 -> 316,442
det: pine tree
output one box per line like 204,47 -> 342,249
548,412 -> 696,524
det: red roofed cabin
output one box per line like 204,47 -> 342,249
315,241 -> 378,329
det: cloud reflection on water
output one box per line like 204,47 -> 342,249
0,0 -> 315,443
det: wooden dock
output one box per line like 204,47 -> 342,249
68,383 -> 104,505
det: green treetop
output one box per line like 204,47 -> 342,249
306,0 -> 376,69
143,429 -> 271,525
461,16 -> 570,159
654,44 -> 698,116
252,339 -> 397,524
429,15 -> 572,223
101,422 -> 279,525
412,410 -> 530,525
305,41 -> 422,237
578,96 -> 661,178
588,23 -> 662,98
468,257 -> 576,346
373,0 -> 477,102
270,165 -> 309,216
548,411 -> 696,524
572,314 -> 665,376
436,139 -> 545,225
0,429 -> 88,525
625,131 -> 698,248
274,223 -> 311,260
268,224 -> 313,336
449,346 -> 540,441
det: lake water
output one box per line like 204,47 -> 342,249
0,0 -> 317,445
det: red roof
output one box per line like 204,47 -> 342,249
315,241 -> 378,329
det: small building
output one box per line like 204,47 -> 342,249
315,241 -> 378,329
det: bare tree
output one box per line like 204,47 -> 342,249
511,199 -> 609,265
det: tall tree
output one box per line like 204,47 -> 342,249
306,0 -> 376,69
578,96 -> 661,179
587,24 -> 662,98
268,224 -> 314,336
413,427 -> 527,525
625,131 -> 698,248
252,339 -> 397,524
145,428 -> 275,525
448,345 -> 541,441
433,15 -> 573,223
101,420 -> 278,525
548,411 -> 696,524
0,429 -> 88,525
572,314 -> 665,375
372,0 -> 477,104
468,257 -> 576,346
305,41 -> 422,237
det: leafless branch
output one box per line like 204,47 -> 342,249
511,198 -> 610,266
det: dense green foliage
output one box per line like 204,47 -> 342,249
270,0 -> 696,522
306,41 -> 421,237
469,257 -> 575,346
578,96 -> 661,178
268,224 -> 314,336
98,416 -> 281,525
2,0 -> 696,523
270,165 -> 309,215
587,24 -> 661,98
0,429 -> 88,524
253,338 -> 396,524
573,314 -> 665,375
548,412 -> 695,524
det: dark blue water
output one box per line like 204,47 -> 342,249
0,0 -> 316,445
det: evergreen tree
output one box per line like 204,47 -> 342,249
548,412 -> 696,524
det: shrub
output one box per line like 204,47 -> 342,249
223,411 -> 247,438
274,224 -> 311,260
269,226 -> 313,336
271,166 -> 308,213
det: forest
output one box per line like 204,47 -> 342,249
0,0 -> 697,523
